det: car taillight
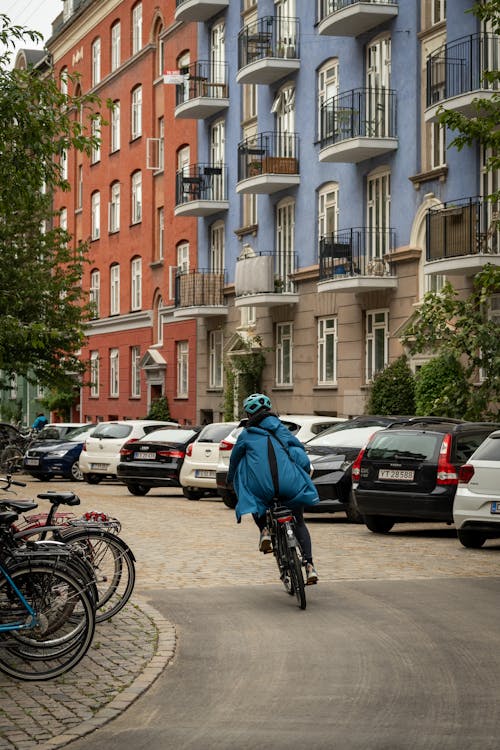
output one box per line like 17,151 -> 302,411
436,434 -> 458,485
458,464 -> 475,484
158,449 -> 185,458
82,441 -> 87,451
120,445 -> 134,457
186,444 -> 193,457
351,447 -> 366,482
219,439 -> 233,451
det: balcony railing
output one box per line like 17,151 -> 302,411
426,197 -> 499,262
319,88 -> 397,148
176,61 -> 228,106
318,228 -> 396,281
317,0 -> 398,36
175,269 -> 226,309
235,251 -> 298,298
427,33 -> 500,108
176,163 -> 228,207
238,15 -> 300,68
238,132 -> 299,181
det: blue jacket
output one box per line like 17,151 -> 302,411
227,413 -> 319,522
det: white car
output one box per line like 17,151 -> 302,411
179,422 -> 238,500
79,420 -> 178,483
453,429 -> 500,548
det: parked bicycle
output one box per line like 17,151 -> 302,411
265,500 -> 307,610
0,429 -> 39,474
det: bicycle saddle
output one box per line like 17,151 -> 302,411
0,500 -> 38,512
0,510 -> 19,527
37,491 -> 80,506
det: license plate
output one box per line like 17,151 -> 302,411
91,463 -> 108,470
378,469 -> 415,481
134,452 -> 156,460
25,458 -> 40,466
491,502 -> 500,514
195,470 -> 215,478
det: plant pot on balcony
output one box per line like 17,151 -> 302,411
248,162 -> 262,176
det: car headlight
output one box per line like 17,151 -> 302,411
47,449 -> 70,457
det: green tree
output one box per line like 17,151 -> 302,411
0,16 -> 101,394
402,265 -> 500,420
146,396 -> 171,421
414,354 -> 469,418
366,355 -> 415,416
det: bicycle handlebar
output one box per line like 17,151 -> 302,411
0,476 -> 27,489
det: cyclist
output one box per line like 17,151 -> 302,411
32,413 -> 48,431
227,393 -> 319,584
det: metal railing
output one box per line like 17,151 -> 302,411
317,0 -> 398,23
319,88 -> 397,147
176,163 -> 228,206
175,269 -> 226,308
318,228 -> 396,281
238,132 -> 299,181
426,197 -> 499,261
175,61 -> 228,105
426,33 -> 500,107
238,16 -> 300,68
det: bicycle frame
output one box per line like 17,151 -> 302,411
0,560 -> 38,632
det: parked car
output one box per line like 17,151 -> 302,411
453,429 -> 500,548
179,422 -> 239,500
33,423 -> 87,443
352,419 -> 500,533
116,427 -> 201,496
23,423 -> 98,481
79,420 -> 178,483
216,414 -> 348,510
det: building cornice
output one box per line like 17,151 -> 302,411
85,310 -> 152,336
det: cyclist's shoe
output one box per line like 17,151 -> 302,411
259,527 -> 272,553
306,563 -> 318,585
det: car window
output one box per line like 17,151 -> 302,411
281,421 -> 300,434
306,425 -> 385,448
37,427 -> 64,440
469,433 -> 500,461
66,424 -> 96,441
365,432 -> 442,461
91,424 -> 132,439
455,432 -> 496,463
143,429 -> 196,442
197,423 -> 236,442
311,422 -> 339,435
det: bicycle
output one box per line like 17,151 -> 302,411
0,429 -> 39,474
0,512 -> 96,680
265,499 -> 307,610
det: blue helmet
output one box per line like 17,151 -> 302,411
243,393 -> 272,415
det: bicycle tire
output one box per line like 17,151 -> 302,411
0,445 -> 24,474
0,562 -> 95,680
288,547 -> 306,610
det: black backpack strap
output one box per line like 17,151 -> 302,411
267,436 -> 280,497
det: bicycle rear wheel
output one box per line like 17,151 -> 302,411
288,547 -> 306,610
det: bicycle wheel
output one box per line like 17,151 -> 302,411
0,445 -> 24,474
0,562 -> 95,680
61,528 -> 136,623
288,547 -> 306,610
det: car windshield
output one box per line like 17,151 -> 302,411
65,424 -> 97,441
305,425 -> 386,448
141,429 -> 197,442
91,424 -> 133,439
365,432 -> 441,461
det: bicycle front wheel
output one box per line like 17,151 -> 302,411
288,547 -> 306,610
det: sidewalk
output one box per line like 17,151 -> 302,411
0,598 -> 176,750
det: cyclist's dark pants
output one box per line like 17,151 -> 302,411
253,507 -> 313,563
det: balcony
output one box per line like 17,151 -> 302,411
175,61 -> 229,119
317,228 -> 398,294
175,164 -> 229,217
317,0 -> 398,37
425,33 -> 500,122
425,197 -> 500,276
236,132 -> 300,195
173,269 -> 228,319
174,0 -> 229,23
234,252 -> 299,308
237,16 -> 300,85
319,88 -> 397,163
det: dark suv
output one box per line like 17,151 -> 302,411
352,419 -> 500,533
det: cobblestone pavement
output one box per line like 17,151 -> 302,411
1,477 -> 499,750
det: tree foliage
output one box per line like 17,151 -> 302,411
146,396 -> 171,421
0,16 -> 101,394
366,355 -> 416,416
414,354 -> 469,419
402,265 -> 500,420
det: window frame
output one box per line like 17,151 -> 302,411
209,329 -> 223,389
90,351 -> 99,397
131,256 -> 142,311
91,37 -> 101,87
131,85 -> 142,140
110,348 -> 119,397
110,264 -> 120,315
276,322 -> 293,386
366,309 -> 389,382
111,21 -> 121,71
130,345 -> 141,398
91,191 -> 100,240
317,316 -> 337,385
177,341 -> 189,398
131,171 -> 142,224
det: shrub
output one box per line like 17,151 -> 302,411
414,354 -> 469,418
146,396 -> 171,421
366,355 -> 416,416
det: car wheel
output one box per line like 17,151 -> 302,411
222,494 -> 237,509
84,473 -> 103,485
127,483 -> 150,496
37,473 -> 52,482
344,490 -> 363,524
457,529 -> 486,549
70,461 -> 84,482
182,487 -> 203,500
364,515 -> 394,534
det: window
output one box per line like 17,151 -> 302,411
59,207 -> 67,232
272,84 -> 295,155
131,257 -> 142,310
111,101 -> 120,152
60,67 -> 68,95
210,221 -> 225,272
156,295 -> 164,344
276,198 -> 296,292
131,86 -> 142,139
276,323 -> 293,386
318,182 -> 339,245
431,0 -> 446,25
91,115 -> 101,164
111,22 -> 121,71
240,305 -> 256,328
157,207 -> 164,260
177,241 -> 190,273
317,317 -> 337,385
366,310 -> 388,382
90,270 -> 100,318
77,164 -> 83,209
242,84 -> 257,122
367,169 -> 391,258
90,351 -> 99,397
318,59 -> 339,140
177,341 -> 188,397
91,191 -> 100,240
209,330 -> 223,388
131,171 -> 142,224
131,346 -> 141,398
210,120 -> 225,201
132,3 -> 142,55
91,38 -> 101,87
60,148 -> 68,180
110,349 -> 119,397
110,264 -> 120,315
158,116 -> 164,170
430,122 -> 446,169
109,182 -> 120,233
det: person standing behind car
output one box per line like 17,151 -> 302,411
32,413 -> 48,431
227,393 -> 319,584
